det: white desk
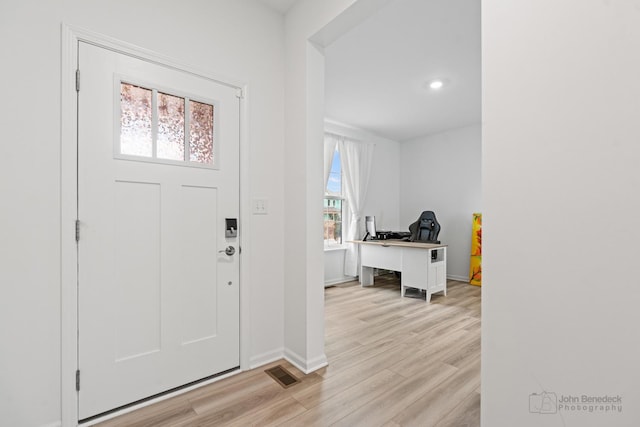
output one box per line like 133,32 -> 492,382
353,240 -> 447,302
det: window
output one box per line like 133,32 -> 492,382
324,147 -> 345,246
119,81 -> 216,167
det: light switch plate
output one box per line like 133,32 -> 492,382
252,198 -> 268,215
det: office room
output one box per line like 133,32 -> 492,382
321,0 -> 482,424
2,0 -> 640,426
321,0 -> 481,287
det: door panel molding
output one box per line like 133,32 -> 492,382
60,24 -> 251,426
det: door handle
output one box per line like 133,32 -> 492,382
219,246 -> 236,256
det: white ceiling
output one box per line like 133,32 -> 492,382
324,0 -> 481,141
258,0 -> 297,14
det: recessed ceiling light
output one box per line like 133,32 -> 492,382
429,80 -> 444,90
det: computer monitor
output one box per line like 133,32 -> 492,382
364,216 -> 376,240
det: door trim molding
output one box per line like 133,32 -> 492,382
60,24 -> 251,426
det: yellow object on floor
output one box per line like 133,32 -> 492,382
469,213 -> 482,286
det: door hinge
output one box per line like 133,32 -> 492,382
75,220 -> 80,242
236,88 -> 244,99
75,69 -> 80,92
76,370 -> 80,391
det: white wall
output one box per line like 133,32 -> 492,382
400,125 -> 481,281
324,249 -> 351,285
0,1 -> 285,426
323,120 -> 401,285
283,0 -> 370,372
483,1 -> 640,426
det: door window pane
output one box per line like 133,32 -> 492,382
118,81 -> 218,168
157,92 -> 185,161
189,100 -> 214,165
120,83 -> 153,157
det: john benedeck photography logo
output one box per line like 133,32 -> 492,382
529,391 -> 623,414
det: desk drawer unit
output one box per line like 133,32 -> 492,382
401,246 -> 447,302
401,247 -> 429,290
360,243 -> 402,272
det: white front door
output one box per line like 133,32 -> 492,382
77,41 -> 240,420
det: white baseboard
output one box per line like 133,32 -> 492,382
284,348 -> 328,374
283,348 -> 306,372
250,347 -> 331,373
324,276 -> 357,287
249,348 -> 285,370
305,353 -> 329,373
40,422 -> 62,427
326,275 -> 470,285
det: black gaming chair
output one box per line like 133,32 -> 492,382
408,211 -> 441,244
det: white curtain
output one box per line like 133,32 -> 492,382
323,133 -> 340,188
339,138 -> 375,277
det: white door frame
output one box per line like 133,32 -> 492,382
60,24 -> 251,426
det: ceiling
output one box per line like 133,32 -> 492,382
324,0 -> 481,141
256,0 -> 481,142
258,0 -> 297,14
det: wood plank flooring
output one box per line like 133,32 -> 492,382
96,275 -> 481,427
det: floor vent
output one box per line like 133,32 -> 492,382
265,365 -> 300,388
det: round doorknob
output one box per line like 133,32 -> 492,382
219,246 -> 236,256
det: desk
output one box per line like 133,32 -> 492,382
353,240 -> 447,302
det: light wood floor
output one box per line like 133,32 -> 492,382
96,275 -> 481,427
